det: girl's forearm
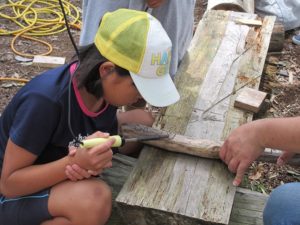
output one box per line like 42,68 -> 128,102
1,156 -> 71,198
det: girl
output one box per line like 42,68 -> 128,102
0,9 -> 179,225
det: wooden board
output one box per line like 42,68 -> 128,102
32,55 -> 65,68
102,154 -> 268,225
234,87 -> 267,113
116,10 -> 275,225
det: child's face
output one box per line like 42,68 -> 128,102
101,70 -> 142,107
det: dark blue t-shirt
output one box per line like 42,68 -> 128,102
0,63 -> 118,172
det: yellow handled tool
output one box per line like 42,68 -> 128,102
80,134 -> 169,148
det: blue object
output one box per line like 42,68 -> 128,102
263,183 -> 300,225
292,34 -> 300,45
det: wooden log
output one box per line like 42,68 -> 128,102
207,0 -> 254,13
122,124 -> 221,159
122,124 -> 300,165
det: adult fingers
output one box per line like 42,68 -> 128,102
233,162 -> 249,186
147,0 -> 164,8
219,140 -> 228,161
224,147 -> 233,165
228,159 -> 239,173
277,151 -> 295,166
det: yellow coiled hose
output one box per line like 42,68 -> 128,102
0,0 -> 81,58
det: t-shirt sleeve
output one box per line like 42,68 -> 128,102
10,93 -> 60,156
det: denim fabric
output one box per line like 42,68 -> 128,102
263,182 -> 300,225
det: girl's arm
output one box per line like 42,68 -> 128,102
0,136 -> 114,198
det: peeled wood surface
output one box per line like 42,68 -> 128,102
116,11 -> 275,225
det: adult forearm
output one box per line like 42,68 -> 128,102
257,117 -> 300,152
1,156 -> 70,198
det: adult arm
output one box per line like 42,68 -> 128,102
219,117 -> 300,186
146,0 -> 166,8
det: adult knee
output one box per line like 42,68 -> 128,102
263,183 -> 300,225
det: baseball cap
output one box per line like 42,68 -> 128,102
94,9 -> 180,107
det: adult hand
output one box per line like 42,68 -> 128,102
146,0 -> 165,8
66,131 -> 113,181
277,151 -> 295,166
219,122 -> 265,186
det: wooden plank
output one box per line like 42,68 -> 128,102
222,15 -> 276,139
32,55 -> 65,68
102,154 -> 268,225
234,87 -> 267,113
117,11 -> 235,225
235,18 -> 262,27
116,11 -> 275,225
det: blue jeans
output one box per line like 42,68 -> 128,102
264,182 -> 300,225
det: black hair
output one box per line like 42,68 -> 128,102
74,44 -> 130,99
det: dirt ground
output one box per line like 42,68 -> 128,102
1,0 -> 300,194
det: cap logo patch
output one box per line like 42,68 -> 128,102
151,49 -> 171,76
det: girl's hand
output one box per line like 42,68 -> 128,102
65,161 -> 112,181
66,131 -> 113,181
146,0 -> 165,8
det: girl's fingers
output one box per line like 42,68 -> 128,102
89,140 -> 114,156
104,161 -> 112,168
65,168 -> 77,181
85,131 -> 110,140
71,164 -> 91,179
68,146 -> 77,156
88,169 -> 102,176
